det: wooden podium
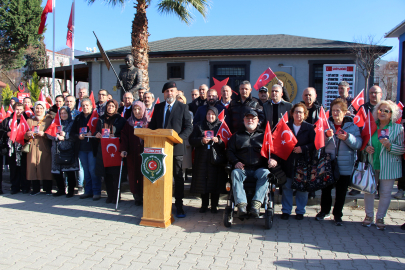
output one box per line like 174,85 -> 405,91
134,128 -> 183,228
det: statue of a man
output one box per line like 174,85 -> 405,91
117,54 -> 143,99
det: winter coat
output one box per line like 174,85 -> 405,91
70,112 -> 94,154
228,94 -> 263,133
119,121 -> 144,195
324,116 -> 362,176
193,101 -> 231,128
24,116 -> 53,180
189,118 -> 227,194
282,121 -> 316,178
94,114 -> 126,177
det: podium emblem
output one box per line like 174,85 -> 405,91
141,147 -> 167,183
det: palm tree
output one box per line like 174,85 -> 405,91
86,0 -> 210,89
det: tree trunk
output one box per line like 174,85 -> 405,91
132,0 -> 150,90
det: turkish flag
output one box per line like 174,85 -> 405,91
260,121 -> 274,159
6,104 -> 13,118
360,110 -> 377,151
87,109 -> 99,134
38,92 -> 50,109
351,89 -> 364,111
314,110 -> 329,150
24,104 -> 34,118
318,107 -> 330,131
253,67 -> 277,90
211,77 -> 229,99
0,106 -> 5,122
216,120 -> 232,147
89,91 -> 97,109
325,110 -> 330,120
150,97 -> 160,119
38,0 -> 53,34
66,2 -> 74,49
218,109 -> 225,122
282,111 -> 289,123
45,110 -> 61,137
101,138 -> 121,167
9,112 -> 18,143
396,102 -> 404,124
353,107 -> 367,128
16,115 -> 29,145
272,119 -> 297,160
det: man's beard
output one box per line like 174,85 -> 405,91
208,99 -> 216,106
166,97 -> 175,103
245,123 -> 257,130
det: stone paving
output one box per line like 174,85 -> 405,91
0,191 -> 405,270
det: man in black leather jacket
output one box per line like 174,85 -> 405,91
228,81 -> 263,133
227,110 -> 278,217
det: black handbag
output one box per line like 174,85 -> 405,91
210,143 -> 227,166
55,142 -> 74,165
291,158 -> 311,192
269,164 -> 287,187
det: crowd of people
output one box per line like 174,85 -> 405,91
0,80 -> 404,230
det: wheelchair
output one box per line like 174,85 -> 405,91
223,166 -> 279,230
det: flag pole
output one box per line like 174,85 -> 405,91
71,0 -> 75,96
52,0 -> 55,101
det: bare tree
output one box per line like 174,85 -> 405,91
377,61 -> 398,101
350,36 -> 391,96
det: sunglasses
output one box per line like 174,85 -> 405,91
378,109 -> 392,114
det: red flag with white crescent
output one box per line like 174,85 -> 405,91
89,91 -> 97,109
216,120 -> 232,147
325,110 -> 330,120
0,106 -> 6,122
351,89 -> 364,111
16,115 -> 29,145
45,110 -> 61,137
150,97 -> 160,119
353,107 -> 367,128
360,110 -> 377,151
396,102 -> 404,124
260,121 -> 274,159
66,2 -> 74,49
314,117 -> 326,150
218,109 -> 225,122
87,109 -> 99,134
24,104 -> 34,118
253,67 -> 277,90
9,112 -> 18,143
272,119 -> 297,160
6,104 -> 13,118
101,137 -> 121,167
38,92 -> 50,109
282,111 -> 289,123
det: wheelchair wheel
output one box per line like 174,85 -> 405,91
223,206 -> 233,228
265,208 -> 274,230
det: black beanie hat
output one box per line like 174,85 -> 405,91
162,81 -> 177,93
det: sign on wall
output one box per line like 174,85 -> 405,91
266,71 -> 298,102
323,64 -> 356,108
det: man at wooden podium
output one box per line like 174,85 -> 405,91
149,81 -> 193,218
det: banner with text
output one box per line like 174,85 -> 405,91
323,64 -> 356,109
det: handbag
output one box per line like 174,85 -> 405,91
21,142 -> 31,153
55,141 -> 74,165
307,148 -> 337,192
349,157 -> 376,194
291,158 -> 311,191
210,143 -> 227,166
269,163 -> 287,187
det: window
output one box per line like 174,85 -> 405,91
167,63 -> 185,79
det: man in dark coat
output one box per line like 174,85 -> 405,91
117,92 -> 134,119
360,85 -> 383,114
187,89 -> 199,115
149,81 -> 193,218
333,81 -> 356,115
263,84 -> 293,129
189,84 -> 208,115
228,81 -> 263,133
193,89 -> 230,127
301,87 -> 322,125
75,87 -> 88,110
227,110 -> 278,217
96,89 -> 109,116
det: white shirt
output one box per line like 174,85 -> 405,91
293,124 -> 301,135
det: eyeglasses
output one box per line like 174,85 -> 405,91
294,111 -> 304,114
378,109 -> 392,114
370,92 -> 382,95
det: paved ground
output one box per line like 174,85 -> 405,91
1,190 -> 405,270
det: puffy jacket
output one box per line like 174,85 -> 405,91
324,116 -> 362,175
226,126 -> 268,171
228,94 -> 263,133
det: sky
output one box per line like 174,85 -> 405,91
43,0 -> 405,60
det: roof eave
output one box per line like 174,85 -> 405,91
385,19 -> 405,38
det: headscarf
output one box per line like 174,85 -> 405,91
128,100 -> 148,127
59,106 -> 72,125
11,97 -> 19,104
103,99 -> 120,130
203,106 -> 221,131
34,101 -> 47,120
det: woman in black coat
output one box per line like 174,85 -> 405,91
280,103 -> 315,221
93,100 -> 126,203
189,107 -> 227,213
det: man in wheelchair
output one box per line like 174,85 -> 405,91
226,110 -> 278,217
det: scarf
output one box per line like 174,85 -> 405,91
202,106 -> 221,131
103,99 -> 120,130
127,100 -> 147,127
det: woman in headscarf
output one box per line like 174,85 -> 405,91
47,106 -> 79,197
24,101 -> 53,195
120,101 -> 148,205
94,99 -> 126,203
189,107 -> 227,213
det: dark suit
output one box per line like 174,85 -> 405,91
149,100 -> 193,208
118,105 -> 132,119
263,100 -> 293,129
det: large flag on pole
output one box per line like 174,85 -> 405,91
253,68 -> 277,90
66,2 -> 74,49
38,0 -> 53,34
